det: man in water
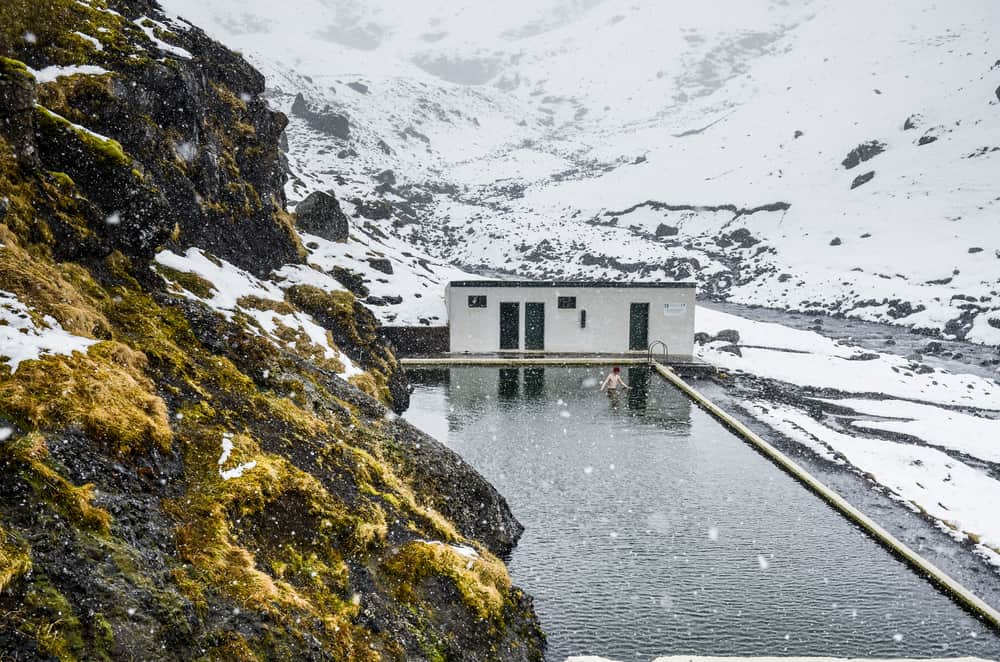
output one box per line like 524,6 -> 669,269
599,366 -> 630,396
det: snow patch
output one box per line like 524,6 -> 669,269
0,290 -> 97,373
217,433 -> 257,481
28,64 -> 109,83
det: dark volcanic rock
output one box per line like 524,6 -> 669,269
850,171 -> 876,189
295,190 -> 349,242
0,3 -> 545,660
714,329 -> 741,344
330,265 -> 369,297
290,93 -> 350,140
917,134 -> 938,146
715,343 -> 742,357
830,237 -> 842,246
842,141 -> 886,169
655,223 -> 679,237
347,81 -> 369,94
367,257 -> 394,275
903,114 -> 922,130
352,197 -> 393,220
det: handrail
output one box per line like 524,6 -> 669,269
647,340 -> 669,364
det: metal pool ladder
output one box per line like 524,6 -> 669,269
647,340 -> 669,365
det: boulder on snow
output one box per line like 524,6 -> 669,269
368,257 -> 394,275
290,93 -> 350,140
830,237 -> 842,246
694,331 -> 712,345
715,344 -> 742,357
850,171 -> 875,190
294,190 -> 349,242
655,223 -> 679,237
714,329 -> 741,344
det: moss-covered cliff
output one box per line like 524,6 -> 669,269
0,2 -> 544,660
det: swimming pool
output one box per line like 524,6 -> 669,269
404,366 -> 1000,661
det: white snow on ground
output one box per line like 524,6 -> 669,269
693,305 -> 1000,566
134,16 -> 193,59
27,64 -> 109,83
748,402 -> 1000,566
0,290 -> 97,373
295,225 -> 477,326
824,398 -> 1000,465
696,306 -> 1000,410
217,432 -> 257,481
415,539 -> 480,559
153,248 -> 363,377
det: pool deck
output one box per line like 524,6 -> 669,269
401,353 -> 717,377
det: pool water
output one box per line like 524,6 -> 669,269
404,366 -> 1000,661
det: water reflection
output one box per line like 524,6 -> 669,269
405,367 -> 1000,661
524,368 -> 545,399
499,368 -> 520,400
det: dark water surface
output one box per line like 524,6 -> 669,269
405,366 -> 1000,662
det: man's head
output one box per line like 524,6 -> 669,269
612,366 -> 620,374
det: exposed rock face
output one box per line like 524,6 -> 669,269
0,2 -> 544,660
295,190 -> 349,242
3,2 -> 302,276
291,92 -> 351,140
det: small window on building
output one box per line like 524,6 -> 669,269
468,295 -> 487,308
558,296 -> 577,309
580,310 -> 587,328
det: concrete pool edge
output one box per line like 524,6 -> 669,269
401,358 -> 1000,634
650,362 -> 1000,635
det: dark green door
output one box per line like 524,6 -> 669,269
629,302 -> 649,350
500,302 -> 519,350
525,302 -> 545,350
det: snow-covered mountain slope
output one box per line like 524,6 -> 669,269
161,0 -> 1000,343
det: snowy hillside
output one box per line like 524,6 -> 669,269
160,0 -> 1000,341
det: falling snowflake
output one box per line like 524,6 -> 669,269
756,555 -> 770,570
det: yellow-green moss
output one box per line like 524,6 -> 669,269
35,105 -> 131,168
0,341 -> 172,456
0,227 -> 110,337
0,0 -> 139,68
22,576 -> 87,661
383,541 -> 511,621
155,263 -> 217,299
2,433 -> 111,535
236,295 -> 294,315
0,56 -> 32,80
0,524 -> 32,593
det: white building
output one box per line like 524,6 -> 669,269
446,281 -> 696,357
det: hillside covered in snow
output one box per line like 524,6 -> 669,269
161,0 -> 1000,342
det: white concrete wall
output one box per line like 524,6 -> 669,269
447,284 -> 695,357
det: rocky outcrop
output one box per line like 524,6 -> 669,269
291,92 -> 351,140
850,170 -> 876,189
294,190 -> 349,242
841,140 -> 886,170
0,2 -> 544,660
